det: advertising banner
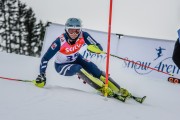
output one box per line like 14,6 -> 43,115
117,36 -> 180,80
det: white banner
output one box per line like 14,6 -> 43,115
117,36 -> 180,80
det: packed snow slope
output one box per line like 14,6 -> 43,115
0,52 -> 180,120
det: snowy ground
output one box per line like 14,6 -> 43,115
0,52 -> 180,120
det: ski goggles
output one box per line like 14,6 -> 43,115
67,29 -> 81,35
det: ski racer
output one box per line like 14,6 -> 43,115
34,18 -> 131,102
172,29 -> 180,69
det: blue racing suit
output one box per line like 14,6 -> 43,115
40,31 -> 103,78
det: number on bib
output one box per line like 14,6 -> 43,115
66,53 -> 79,62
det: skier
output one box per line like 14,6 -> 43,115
34,18 -> 137,102
172,29 -> 180,69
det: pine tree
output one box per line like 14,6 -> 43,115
34,20 -> 45,57
24,7 -> 38,56
0,0 -> 18,53
0,0 -> 45,57
0,0 -> 8,52
16,0 -> 28,55
0,0 -> 2,51
5,0 -> 17,53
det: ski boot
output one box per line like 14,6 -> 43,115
98,85 -> 114,97
119,88 -> 132,98
33,74 -> 46,88
99,86 -> 126,102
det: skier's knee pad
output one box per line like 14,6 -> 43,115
77,69 -> 104,90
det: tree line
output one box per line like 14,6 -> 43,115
0,0 -> 46,57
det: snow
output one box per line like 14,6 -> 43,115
0,52 -> 180,120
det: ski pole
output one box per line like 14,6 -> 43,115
0,76 -> 32,82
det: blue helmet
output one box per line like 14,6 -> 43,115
65,18 -> 82,29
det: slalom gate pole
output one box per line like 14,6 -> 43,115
105,0 -> 113,98
0,76 -> 32,82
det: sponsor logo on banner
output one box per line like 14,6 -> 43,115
154,46 -> 166,60
123,46 -> 180,76
81,50 -> 106,62
79,43 -> 106,62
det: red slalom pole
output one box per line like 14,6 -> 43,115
105,0 -> 113,97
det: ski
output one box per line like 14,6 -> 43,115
113,93 -> 146,103
130,95 -> 146,104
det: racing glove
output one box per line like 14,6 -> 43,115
33,73 -> 46,88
